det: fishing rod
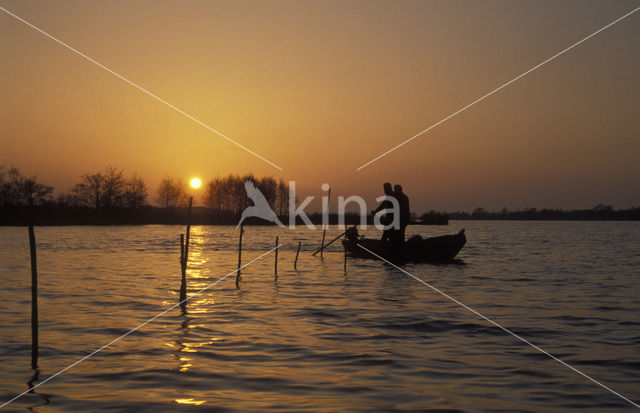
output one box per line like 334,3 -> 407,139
312,224 -> 358,256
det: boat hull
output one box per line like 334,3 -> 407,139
342,229 -> 466,263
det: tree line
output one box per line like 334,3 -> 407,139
203,175 -> 289,215
2,164 -> 638,224
0,165 -> 54,207
449,205 -> 640,220
154,174 -> 291,214
0,165 -> 290,214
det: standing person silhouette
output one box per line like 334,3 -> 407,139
393,184 -> 410,245
371,182 -> 396,242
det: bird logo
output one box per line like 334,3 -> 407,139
237,180 -> 285,228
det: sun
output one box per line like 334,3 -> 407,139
190,178 -> 202,189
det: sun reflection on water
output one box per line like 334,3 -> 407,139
178,355 -> 192,372
184,227 -> 210,279
172,284 -> 222,375
174,398 -> 205,405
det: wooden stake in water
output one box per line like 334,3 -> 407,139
320,188 -> 331,258
184,197 -> 193,262
179,197 -> 193,303
236,224 -> 244,288
180,233 -> 185,261
344,244 -> 347,272
274,236 -> 279,280
294,241 -> 301,270
179,233 -> 186,302
28,224 -> 38,369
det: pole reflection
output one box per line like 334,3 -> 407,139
171,289 -> 219,407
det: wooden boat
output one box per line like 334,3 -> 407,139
342,227 -> 466,263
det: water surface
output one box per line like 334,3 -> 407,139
0,222 -> 639,412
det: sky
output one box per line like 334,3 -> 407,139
1,0 -> 639,212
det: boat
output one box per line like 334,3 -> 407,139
342,227 -> 466,263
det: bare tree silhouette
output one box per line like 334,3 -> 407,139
202,174 -> 288,217
72,172 -> 105,210
123,174 -> 148,208
156,177 -> 187,209
0,165 -> 53,207
71,166 -> 147,210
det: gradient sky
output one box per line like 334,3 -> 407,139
2,0 -> 639,212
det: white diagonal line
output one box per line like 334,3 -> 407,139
0,244 -> 284,410
356,5 -> 640,171
356,243 -> 640,409
0,6 -> 283,171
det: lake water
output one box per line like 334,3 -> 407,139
0,222 -> 639,412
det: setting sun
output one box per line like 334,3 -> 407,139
190,178 -> 202,189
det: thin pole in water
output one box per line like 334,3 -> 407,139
274,236 -> 279,280
320,188 -> 330,258
179,233 -> 186,302
344,244 -> 347,272
294,241 -> 301,270
180,233 -> 185,261
28,224 -> 38,369
180,196 -> 193,303
184,197 -> 192,262
236,224 -> 244,288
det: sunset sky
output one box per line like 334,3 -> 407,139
2,0 -> 639,212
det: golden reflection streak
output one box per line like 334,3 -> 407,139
174,283 -> 220,371
174,398 -> 205,405
173,249 -> 222,376
184,227 -> 210,279
178,363 -> 192,372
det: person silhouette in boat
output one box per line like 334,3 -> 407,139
371,182 -> 397,242
393,184 -> 410,245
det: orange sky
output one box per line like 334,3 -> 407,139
1,0 -> 639,212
